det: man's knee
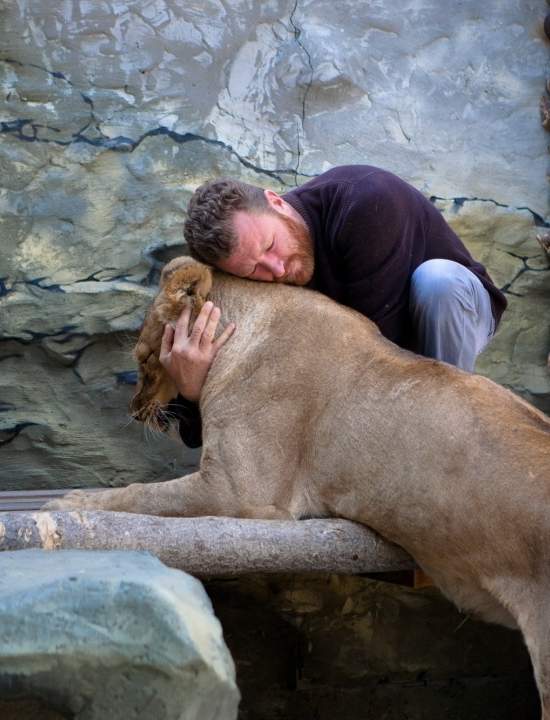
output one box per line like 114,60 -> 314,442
410,259 -> 475,311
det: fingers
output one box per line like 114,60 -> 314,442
159,324 -> 174,362
190,301 -> 214,344
165,300 -> 233,356
175,304 -> 191,338
200,304 -> 221,346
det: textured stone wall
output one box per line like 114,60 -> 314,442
0,1 -> 548,489
206,573 -> 539,719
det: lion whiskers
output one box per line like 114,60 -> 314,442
130,397 -> 179,438
120,414 -> 139,431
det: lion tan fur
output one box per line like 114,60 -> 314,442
46,258 -> 550,717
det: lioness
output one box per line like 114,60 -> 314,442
46,257 -> 550,717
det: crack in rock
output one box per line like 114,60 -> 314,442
1,271 -> 157,302
1,116 -> 298,186
116,371 -> 138,386
0,327 -> 86,345
499,251 -> 550,297
288,0 -> 314,183
22,278 -> 64,293
430,195 -> 549,228
1,58 -> 308,185
0,278 -> 13,298
0,422 -> 38,447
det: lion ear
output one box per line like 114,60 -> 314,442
157,257 -> 213,320
160,256 -> 211,287
161,257 -> 212,311
188,264 -> 213,309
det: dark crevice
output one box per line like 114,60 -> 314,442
288,0 -> 314,184
430,195 -> 549,228
0,278 -> 13,298
116,371 -> 138,385
81,268 -> 117,281
1,57 -> 303,185
66,342 -> 95,385
4,272 -> 146,295
71,366 -> 84,383
25,277 -> 65,293
70,270 -> 134,283
0,117 -> 299,186
505,251 -> 550,273
1,326 -> 86,345
499,251 -> 549,296
500,266 -> 528,295
0,422 -> 38,447
4,58 -> 70,83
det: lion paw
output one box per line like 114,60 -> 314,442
42,489 -> 99,512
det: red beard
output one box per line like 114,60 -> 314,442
276,215 -> 315,286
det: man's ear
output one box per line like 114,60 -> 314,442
264,189 -> 286,213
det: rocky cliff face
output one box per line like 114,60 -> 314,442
0,0 -> 548,490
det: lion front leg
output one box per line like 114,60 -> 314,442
43,473 -> 296,520
42,472 -> 234,518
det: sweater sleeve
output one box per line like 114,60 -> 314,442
166,394 -> 203,448
335,178 -> 417,343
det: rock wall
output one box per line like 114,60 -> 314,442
0,0 -> 548,488
206,573 -> 539,720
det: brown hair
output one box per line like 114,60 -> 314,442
183,178 -> 269,265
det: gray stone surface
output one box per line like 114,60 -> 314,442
0,549 -> 239,720
0,1 -> 548,489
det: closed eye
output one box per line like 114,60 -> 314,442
245,237 -> 275,278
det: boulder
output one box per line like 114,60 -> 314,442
0,549 -> 239,720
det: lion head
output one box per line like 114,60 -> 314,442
130,256 -> 213,430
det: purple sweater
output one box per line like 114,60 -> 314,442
284,165 -> 506,348
175,165 -> 506,447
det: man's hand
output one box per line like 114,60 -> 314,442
159,301 -> 235,402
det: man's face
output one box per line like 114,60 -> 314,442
217,197 -> 314,286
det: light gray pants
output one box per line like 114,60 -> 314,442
409,259 -> 495,372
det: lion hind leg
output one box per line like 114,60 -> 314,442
518,607 -> 550,719
517,592 -> 550,719
482,575 -> 550,716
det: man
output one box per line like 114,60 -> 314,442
159,165 -> 506,447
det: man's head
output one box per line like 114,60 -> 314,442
184,178 -> 314,286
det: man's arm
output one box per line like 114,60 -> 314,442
335,175 -> 418,344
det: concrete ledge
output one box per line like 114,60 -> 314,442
0,511 -> 413,577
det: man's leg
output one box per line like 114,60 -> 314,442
409,259 -> 495,371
